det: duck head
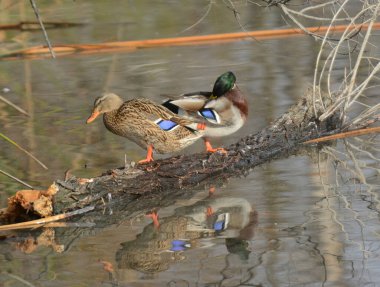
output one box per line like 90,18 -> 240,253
211,71 -> 236,99
86,93 -> 124,123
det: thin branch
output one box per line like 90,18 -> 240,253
0,206 -> 95,231
1,273 -> 36,287
0,169 -> 34,189
323,146 -> 365,184
300,1 -> 340,14
0,132 -> 48,170
303,126 -> 380,144
283,8 -> 349,22
179,0 -> 213,34
312,0 -> 351,116
345,3 -> 380,105
0,95 -> 29,116
29,0 -> 55,58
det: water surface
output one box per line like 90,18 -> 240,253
0,1 -> 379,286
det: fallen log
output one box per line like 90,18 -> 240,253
51,89 -> 338,214
0,89 -> 340,229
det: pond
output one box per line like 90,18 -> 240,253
0,1 -> 379,286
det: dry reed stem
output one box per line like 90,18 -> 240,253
0,21 -> 84,31
304,126 -> 380,144
0,206 -> 94,231
0,95 -> 29,116
29,0 -> 55,58
0,169 -> 34,189
0,132 -> 48,170
282,0 -> 380,127
270,0 -> 380,135
2,23 -> 380,60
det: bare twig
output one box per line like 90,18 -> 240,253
180,0 -> 213,33
0,21 -> 84,31
0,95 -> 29,116
304,126 -> 380,144
29,0 -> 55,58
275,0 -> 380,127
0,206 -> 95,231
1,273 -> 36,287
0,132 -> 48,170
0,169 -> 34,189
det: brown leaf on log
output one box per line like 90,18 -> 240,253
6,183 -> 58,221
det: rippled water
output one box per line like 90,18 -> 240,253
0,1 -> 379,286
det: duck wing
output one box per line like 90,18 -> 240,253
123,98 -> 198,132
162,92 -> 212,113
204,97 -> 232,113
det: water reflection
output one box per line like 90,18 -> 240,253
0,1 -> 379,286
0,140 -> 378,286
116,196 -> 257,274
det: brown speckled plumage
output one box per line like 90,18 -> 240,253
88,93 -> 201,154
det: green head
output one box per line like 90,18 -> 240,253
212,71 -> 236,98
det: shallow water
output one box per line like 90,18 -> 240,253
0,1 -> 379,286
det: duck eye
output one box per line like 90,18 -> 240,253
94,98 -> 103,107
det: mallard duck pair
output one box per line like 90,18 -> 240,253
86,71 -> 248,163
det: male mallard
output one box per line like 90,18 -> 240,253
162,71 -> 248,153
86,93 -> 202,163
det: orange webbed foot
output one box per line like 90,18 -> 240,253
208,186 -> 216,196
206,206 -> 214,217
207,147 -> 227,154
138,145 -> 154,164
138,157 -> 154,164
204,140 -> 227,155
146,211 -> 160,229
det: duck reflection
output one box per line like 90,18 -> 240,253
116,197 -> 258,274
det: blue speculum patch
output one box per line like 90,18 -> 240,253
157,119 -> 177,131
200,108 -> 216,120
213,221 -> 225,231
171,240 -> 187,251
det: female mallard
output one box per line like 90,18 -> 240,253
86,93 -> 202,163
162,71 -> 248,153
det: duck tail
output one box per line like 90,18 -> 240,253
162,99 -> 179,114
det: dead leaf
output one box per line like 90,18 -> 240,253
6,183 -> 59,218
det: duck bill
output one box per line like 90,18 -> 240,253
86,110 -> 100,124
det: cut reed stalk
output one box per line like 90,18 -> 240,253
2,22 -> 380,60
